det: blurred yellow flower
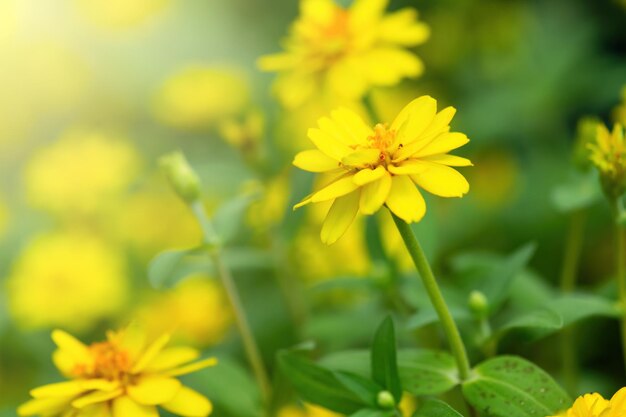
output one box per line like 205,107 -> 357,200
588,123 -> 626,199
246,172 -> 290,233
613,86 -> 626,126
134,276 -> 232,347
218,109 -> 265,154
467,149 -> 519,209
6,232 -> 127,331
293,96 -> 471,244
258,0 -> 429,108
25,129 -> 140,215
278,404 -> 341,417
154,65 -> 251,129
550,388 -> 626,417
74,0 -> 170,29
18,326 -> 215,417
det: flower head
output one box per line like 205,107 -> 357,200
588,123 -> 626,199
18,326 -> 216,417
293,95 -> 471,244
549,388 -> 626,417
258,0 -> 429,108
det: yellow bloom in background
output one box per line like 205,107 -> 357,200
258,0 -> 430,108
278,404 -> 341,417
613,86 -> 626,126
550,388 -> 626,417
588,123 -> 626,199
18,326 -> 216,417
467,149 -> 519,209
245,172 -> 291,233
134,276 -> 232,347
154,65 -> 251,130
293,95 -> 471,244
218,109 -> 265,154
73,0 -> 170,29
25,129 -> 140,215
6,232 -> 127,331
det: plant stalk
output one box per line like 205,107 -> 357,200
611,198 -> 626,372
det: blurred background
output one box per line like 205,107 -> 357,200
0,0 -> 625,416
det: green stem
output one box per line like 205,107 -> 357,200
190,201 -> 272,403
611,198 -> 626,372
390,212 -> 472,380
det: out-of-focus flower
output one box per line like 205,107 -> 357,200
6,232 -> 127,331
278,404 -> 341,417
549,388 -> 625,417
613,86 -> 626,126
73,0 -> 170,29
246,173 -> 290,233
134,276 -> 231,347
25,129 -> 140,215
572,117 -> 602,172
588,123 -> 626,200
18,325 -> 216,417
219,109 -> 265,156
154,65 -> 250,130
293,96 -> 471,244
258,0 -> 429,108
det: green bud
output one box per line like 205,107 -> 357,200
376,390 -> 395,409
468,290 -> 489,318
159,151 -> 201,204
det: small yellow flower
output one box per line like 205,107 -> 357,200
588,123 -> 626,199
612,86 -> 626,126
18,326 -> 216,417
549,388 -> 626,417
258,0 -> 429,108
293,95 -> 471,244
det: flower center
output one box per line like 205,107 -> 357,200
72,341 -> 132,382
368,123 -> 396,152
306,8 -> 351,66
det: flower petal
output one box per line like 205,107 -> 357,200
308,127 -> 352,160
131,333 -> 170,373
388,160 -> 430,175
161,386 -> 212,417
51,330 -> 91,364
77,403 -> 111,417
353,165 -> 386,185
273,71 -> 316,109
311,175 -> 360,203
360,48 -> 423,86
341,149 -> 380,168
320,190 -> 360,245
360,172 -> 392,214
72,388 -> 124,409
164,357 -> 218,377
293,150 -> 340,172
420,106 -> 456,139
112,396 -> 158,417
32,380 -> 118,398
256,53 -> 297,71
411,163 -> 469,197
18,396 -> 72,416
142,347 -> 200,373
330,107 -> 373,144
391,96 -> 437,143
326,57 -> 368,99
413,132 -> 469,158
379,9 -> 430,45
127,376 -> 181,406
385,175 -> 425,223
421,154 -> 472,167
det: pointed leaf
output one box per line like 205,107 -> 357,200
371,316 -> 402,401
414,399 -> 464,417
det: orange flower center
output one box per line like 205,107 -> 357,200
72,341 -> 132,382
368,123 -> 396,151
306,8 -> 352,66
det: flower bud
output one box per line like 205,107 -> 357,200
468,290 -> 489,318
159,151 -> 202,204
376,390 -> 395,409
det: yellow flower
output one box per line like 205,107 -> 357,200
278,404 -> 341,417
133,276 -> 232,347
613,86 -> 626,126
18,326 -> 216,417
549,388 -> 626,417
258,0 -> 430,108
293,95 -> 471,244
154,65 -> 250,130
588,123 -> 626,199
25,129 -> 140,215
218,109 -> 265,154
6,232 -> 127,331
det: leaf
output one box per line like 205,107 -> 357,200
551,170 -> 601,212
333,371 -> 381,407
495,309 -> 563,336
371,316 -> 402,401
213,193 -> 259,244
278,351 -> 368,414
414,399 -> 464,417
148,246 -> 209,288
462,356 -> 571,417
549,293 -> 620,326
398,350 -> 459,396
349,409 -> 395,417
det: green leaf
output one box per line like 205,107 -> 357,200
495,309 -> 563,337
333,371 -> 381,407
549,293 -> 620,326
147,246 -> 208,288
278,351 -> 368,414
371,316 -> 402,402
462,356 -> 571,417
398,350 -> 459,396
414,399 -> 464,417
213,193 -> 259,244
349,409 -> 395,417
551,170 -> 601,212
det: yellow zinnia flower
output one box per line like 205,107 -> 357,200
258,0 -> 429,108
588,123 -> 626,199
18,326 -> 216,417
549,388 -> 626,417
293,95 -> 471,244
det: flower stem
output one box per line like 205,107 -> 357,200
190,201 -> 272,403
611,198 -> 626,372
390,212 -> 471,380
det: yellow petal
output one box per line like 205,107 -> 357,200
353,165 -> 386,185
112,396 -> 158,417
32,380 -> 118,398
161,386 -> 212,417
18,396 -> 72,416
320,190 -> 360,245
294,149 -> 339,172
142,347 -> 200,373
131,333 -> 170,373
116,323 -> 147,362
341,149 -> 380,168
127,376 -> 181,406
388,160 -> 429,175
164,357 -> 218,377
385,175 -> 425,223
256,53 -> 297,71
421,154 -> 472,167
330,107 -> 372,144
360,172 -> 392,214
411,163 -> 469,198
420,107 -> 456,139
610,387 -> 626,409
293,194 -> 313,210
379,9 -> 430,45
326,57 -> 367,99
77,403 -> 111,417
72,388 -> 123,409
311,175 -> 359,203
308,127 -> 352,161
51,330 -> 91,364
350,0 -> 388,28
391,96 -> 437,143
413,132 -> 469,158
360,48 -> 423,86
273,71 -> 316,109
